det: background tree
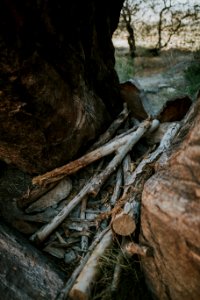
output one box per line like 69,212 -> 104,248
114,0 -> 200,54
116,0 -> 141,57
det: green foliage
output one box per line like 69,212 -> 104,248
184,61 -> 200,97
115,54 -> 135,82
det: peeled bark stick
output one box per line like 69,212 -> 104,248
110,167 -> 123,207
125,122 -> 181,189
69,229 -> 113,300
30,120 -> 158,243
56,227 -> 110,300
89,104 -> 129,151
124,242 -> 153,257
32,120 -> 153,187
26,178 -> 72,213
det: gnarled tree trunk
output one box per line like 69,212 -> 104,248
0,0 -> 123,174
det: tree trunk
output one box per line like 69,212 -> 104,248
140,95 -> 200,300
0,0 -> 123,174
0,221 -> 65,300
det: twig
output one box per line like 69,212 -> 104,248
110,167 -> 123,207
80,197 -> 89,251
89,104 -> 129,151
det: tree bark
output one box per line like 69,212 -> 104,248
0,0 -> 123,173
0,222 -> 65,300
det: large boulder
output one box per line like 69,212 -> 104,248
140,96 -> 200,300
0,0 -> 123,173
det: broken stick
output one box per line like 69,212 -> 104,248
89,104 -> 129,151
124,242 -> 153,257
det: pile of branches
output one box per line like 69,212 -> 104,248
17,86 -> 191,299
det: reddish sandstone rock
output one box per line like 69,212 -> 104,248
140,96 -> 200,300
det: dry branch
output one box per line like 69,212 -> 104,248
126,122 -> 181,188
69,229 -> 113,300
89,104 -> 129,151
30,119 -> 157,244
32,119 -> 158,187
112,122 -> 180,236
80,197 -> 89,251
26,178 -> 72,213
110,167 -> 122,207
56,227 -> 111,300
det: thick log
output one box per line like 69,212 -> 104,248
140,97 -> 200,300
0,222 -> 65,300
0,0 -> 123,173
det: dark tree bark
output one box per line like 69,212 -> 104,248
0,221 -> 65,300
140,95 -> 200,300
0,0 -> 123,174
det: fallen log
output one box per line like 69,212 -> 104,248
0,222 -> 65,300
31,119 -> 158,243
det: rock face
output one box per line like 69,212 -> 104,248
0,0 -> 123,173
140,96 -> 200,300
